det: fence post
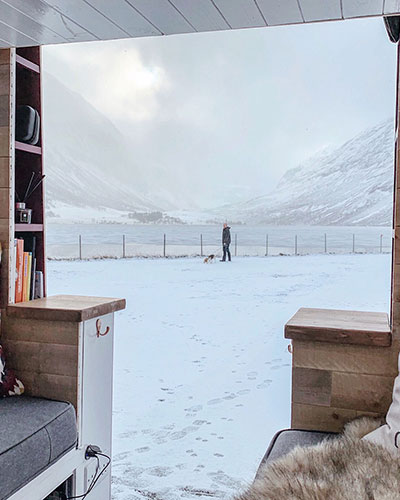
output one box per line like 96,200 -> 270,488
200,234 -> 203,257
352,234 -> 355,253
380,234 -> 383,254
295,235 -> 298,256
163,233 -> 166,257
122,234 -> 126,258
235,234 -> 237,257
79,234 -> 82,260
324,233 -> 327,254
265,234 -> 269,257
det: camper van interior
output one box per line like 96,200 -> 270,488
0,1 -> 399,499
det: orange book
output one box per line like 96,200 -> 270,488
15,239 -> 24,303
22,251 -> 29,302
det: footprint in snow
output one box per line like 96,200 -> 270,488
135,447 -> 150,453
146,466 -> 173,477
208,398 -> 223,405
185,404 -> 203,412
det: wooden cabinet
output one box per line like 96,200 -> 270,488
4,295 -> 126,500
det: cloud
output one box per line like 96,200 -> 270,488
43,18 -> 396,208
44,42 -> 169,122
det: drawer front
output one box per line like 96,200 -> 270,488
80,312 -> 114,499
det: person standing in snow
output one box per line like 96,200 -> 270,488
221,223 -> 231,262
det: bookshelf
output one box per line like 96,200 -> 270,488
14,46 -> 46,302
0,47 -> 46,306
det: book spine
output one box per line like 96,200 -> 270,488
22,252 -> 29,302
15,239 -> 24,303
26,253 -> 32,301
34,271 -> 43,299
11,240 -> 16,303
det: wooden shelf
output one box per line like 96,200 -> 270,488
16,54 -> 40,74
15,141 -> 42,155
15,223 -> 43,232
285,307 -> 391,347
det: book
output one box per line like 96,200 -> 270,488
26,253 -> 32,301
15,239 -> 24,303
11,240 -> 16,302
22,252 -> 29,302
34,271 -> 43,299
22,235 -> 36,300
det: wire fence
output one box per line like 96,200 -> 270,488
46,232 -> 392,260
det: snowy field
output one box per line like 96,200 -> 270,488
47,254 -> 391,500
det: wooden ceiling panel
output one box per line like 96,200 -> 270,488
342,0 -> 383,17
299,0 -> 342,21
83,0 -> 161,37
384,0 -> 400,14
0,1 -> 66,44
3,0 -> 95,42
0,18 -> 37,46
170,0 -> 229,31
126,0 -> 195,35
213,0 -> 266,28
42,0 -> 129,39
256,0 -> 304,25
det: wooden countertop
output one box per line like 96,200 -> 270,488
7,295 -> 126,322
285,307 -> 391,347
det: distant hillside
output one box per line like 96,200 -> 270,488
216,119 -> 394,226
43,73 -> 182,223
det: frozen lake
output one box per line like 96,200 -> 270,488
47,253 -> 391,500
46,223 -> 392,259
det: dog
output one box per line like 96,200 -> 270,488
203,254 -> 216,263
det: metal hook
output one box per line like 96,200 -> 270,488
96,319 -> 110,338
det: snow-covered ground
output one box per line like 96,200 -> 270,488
47,254 -> 391,500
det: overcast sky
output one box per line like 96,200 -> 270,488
43,17 -> 396,209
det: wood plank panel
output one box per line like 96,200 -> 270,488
213,0 -> 266,28
331,372 -> 394,413
128,0 -> 195,34
16,369 -> 78,408
170,0 -> 230,31
43,0 -> 129,39
2,316 -> 80,345
285,307 -> 391,347
83,0 -> 161,37
256,0 -> 303,25
0,19 -> 37,46
0,186 -> 10,218
0,94 -> 8,126
0,126 -> 11,156
299,0 -> 342,21
0,2 -> 66,44
384,0 -> 400,13
292,402 -> 357,432
0,63 -> 10,95
293,340 -> 398,376
342,0 -> 383,18
0,157 -> 10,187
292,367 -> 332,406
2,0 -> 95,42
3,339 -> 78,377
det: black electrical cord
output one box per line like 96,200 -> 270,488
65,449 -> 111,500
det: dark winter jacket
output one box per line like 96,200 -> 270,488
222,226 -> 231,246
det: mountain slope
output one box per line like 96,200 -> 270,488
217,119 -> 394,226
43,73 -> 174,221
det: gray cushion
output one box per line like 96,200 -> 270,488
256,429 -> 337,478
0,396 -> 77,500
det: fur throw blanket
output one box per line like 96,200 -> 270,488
235,418 -> 400,500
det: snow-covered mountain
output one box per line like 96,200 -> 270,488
216,119 -> 395,226
43,73 -> 182,223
